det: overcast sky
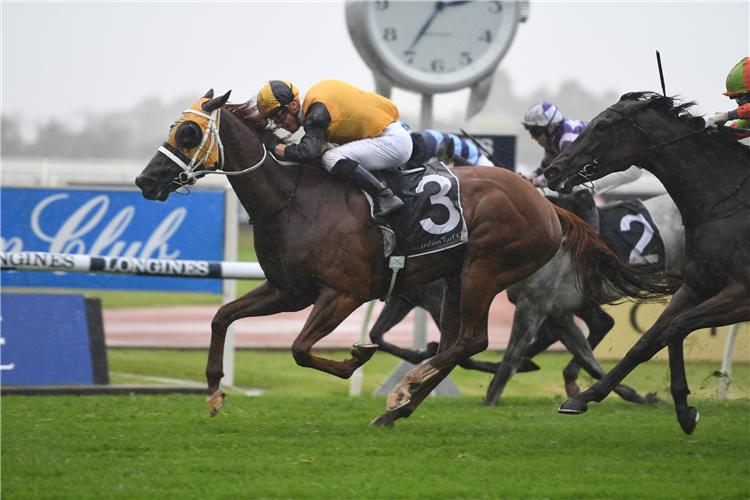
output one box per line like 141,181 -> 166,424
2,1 -> 748,127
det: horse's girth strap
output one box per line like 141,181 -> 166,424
383,256 -> 405,301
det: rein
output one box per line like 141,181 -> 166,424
575,105 -> 750,227
578,106 -> 710,178
246,164 -> 303,226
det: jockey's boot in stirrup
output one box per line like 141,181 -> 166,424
331,159 -> 404,218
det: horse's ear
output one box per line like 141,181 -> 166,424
202,90 -> 232,112
445,138 -> 455,160
202,89 -> 214,100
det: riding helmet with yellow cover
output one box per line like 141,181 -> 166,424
723,57 -> 750,97
257,80 -> 299,114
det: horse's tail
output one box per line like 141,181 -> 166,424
554,205 -> 681,304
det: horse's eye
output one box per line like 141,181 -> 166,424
174,120 -> 203,149
594,122 -> 610,132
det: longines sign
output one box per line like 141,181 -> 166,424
0,187 -> 226,293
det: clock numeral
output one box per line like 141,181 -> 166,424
375,0 -> 389,10
479,30 -> 492,42
489,1 -> 502,13
382,27 -> 397,41
404,50 -> 416,64
460,52 -> 472,65
431,59 -> 445,73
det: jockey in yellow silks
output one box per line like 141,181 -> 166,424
256,79 -> 411,218
706,57 -> 750,138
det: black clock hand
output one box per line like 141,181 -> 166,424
408,1 -> 471,51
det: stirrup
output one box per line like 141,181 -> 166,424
372,194 -> 404,218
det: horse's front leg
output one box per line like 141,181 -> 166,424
557,286 -> 698,415
668,339 -> 698,435
291,289 -> 373,378
207,281 -> 309,416
661,283 -> 750,434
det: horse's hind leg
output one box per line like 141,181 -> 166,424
207,281 -> 309,416
484,291 -> 560,406
369,283 -> 442,364
371,276 -> 473,426
555,316 -> 655,404
560,306 -> 615,396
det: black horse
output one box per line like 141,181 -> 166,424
545,92 -> 750,435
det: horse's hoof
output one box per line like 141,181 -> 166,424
386,392 -> 411,412
517,358 -> 541,373
351,342 -> 378,362
370,415 -> 394,427
558,397 -> 588,415
565,382 -> 583,397
677,407 -> 699,435
207,390 -> 226,417
645,392 -> 661,404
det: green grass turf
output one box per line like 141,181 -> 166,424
106,349 -> 750,401
4,351 -> 749,499
3,395 -> 748,499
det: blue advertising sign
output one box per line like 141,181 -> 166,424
0,187 -> 225,293
1,293 -> 95,386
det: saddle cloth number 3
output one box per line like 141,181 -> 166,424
416,175 -> 461,235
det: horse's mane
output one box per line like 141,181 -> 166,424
619,91 -> 750,151
223,99 -> 295,145
223,100 -> 268,133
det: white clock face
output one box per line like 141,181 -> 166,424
355,1 -> 520,92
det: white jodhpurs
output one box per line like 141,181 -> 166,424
475,154 -> 494,167
321,122 -> 413,172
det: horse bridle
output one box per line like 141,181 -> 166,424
575,104 -> 714,185
573,103 -> 750,227
158,107 -> 282,190
157,105 -> 304,223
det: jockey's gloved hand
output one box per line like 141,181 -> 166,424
705,111 -> 730,131
260,131 -> 281,151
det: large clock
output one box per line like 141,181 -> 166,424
346,1 -> 527,95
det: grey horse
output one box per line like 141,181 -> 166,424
369,192 -> 683,406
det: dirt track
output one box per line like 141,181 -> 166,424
103,291 -> 565,351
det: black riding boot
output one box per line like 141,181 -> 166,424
331,159 -> 404,218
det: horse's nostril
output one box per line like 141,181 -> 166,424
546,168 -> 559,178
135,175 -> 154,191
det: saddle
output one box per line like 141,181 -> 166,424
367,162 -> 468,300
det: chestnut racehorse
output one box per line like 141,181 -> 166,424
136,90 -> 671,427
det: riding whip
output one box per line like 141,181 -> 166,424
459,128 -> 507,169
656,50 -> 667,97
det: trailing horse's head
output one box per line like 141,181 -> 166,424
136,89 -> 231,201
544,92 -> 707,194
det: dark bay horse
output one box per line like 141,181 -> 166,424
368,194 -> 683,406
136,90 -> 672,427
545,92 -> 750,435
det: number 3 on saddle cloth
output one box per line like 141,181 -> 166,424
598,199 -> 666,267
369,162 -> 469,301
